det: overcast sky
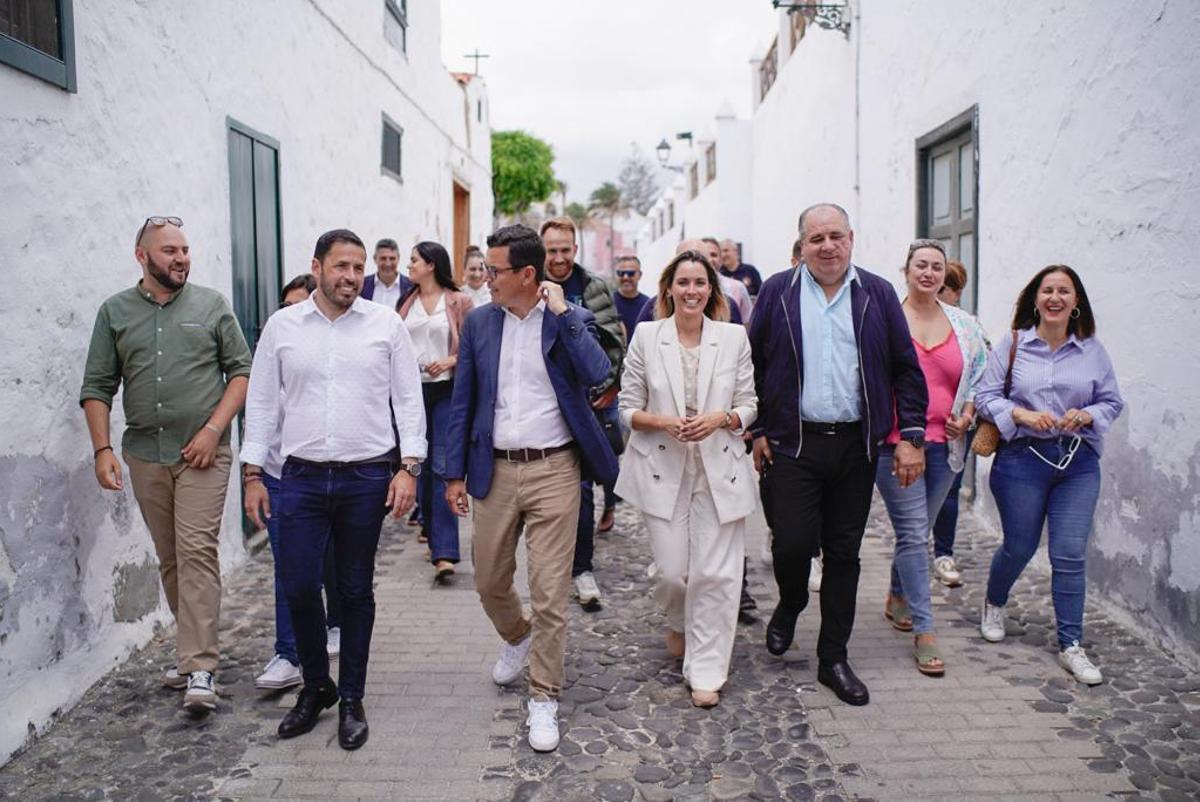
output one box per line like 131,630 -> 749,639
440,0 -> 780,206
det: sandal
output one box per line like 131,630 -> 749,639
597,509 -> 615,534
434,560 -> 455,583
884,594 -> 914,632
690,689 -> 719,708
914,636 -> 945,677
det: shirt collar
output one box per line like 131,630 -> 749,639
1022,326 -> 1085,351
137,279 -> 185,306
502,299 -> 546,323
302,294 -> 369,322
798,263 -> 858,294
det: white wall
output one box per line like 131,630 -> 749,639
0,0 -> 492,763
745,0 -> 1200,659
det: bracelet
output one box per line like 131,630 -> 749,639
204,423 -> 221,435
94,445 -> 113,459
242,475 -> 263,486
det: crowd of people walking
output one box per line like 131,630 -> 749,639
79,202 -> 1122,753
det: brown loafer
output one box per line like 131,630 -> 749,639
665,629 -> 685,658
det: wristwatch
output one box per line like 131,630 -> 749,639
901,432 -> 926,449
399,461 -> 422,477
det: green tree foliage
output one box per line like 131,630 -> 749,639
565,201 -> 589,233
492,130 -> 557,216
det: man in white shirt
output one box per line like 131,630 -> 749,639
242,229 -> 426,751
361,237 -> 412,309
444,224 -> 617,753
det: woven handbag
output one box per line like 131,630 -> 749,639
971,331 -> 1019,457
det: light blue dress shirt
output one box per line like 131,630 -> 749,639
798,265 -> 863,422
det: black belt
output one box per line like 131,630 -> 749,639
801,420 -> 861,436
287,455 -> 394,470
493,443 -> 575,463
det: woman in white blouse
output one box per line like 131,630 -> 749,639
399,241 -> 475,581
615,250 -> 758,708
461,246 -> 492,308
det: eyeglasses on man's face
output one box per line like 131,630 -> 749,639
616,269 -> 638,278
136,216 -> 184,246
485,265 -> 527,280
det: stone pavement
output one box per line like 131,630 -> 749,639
1,484 -> 1198,801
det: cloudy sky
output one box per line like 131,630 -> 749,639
440,0 -> 780,206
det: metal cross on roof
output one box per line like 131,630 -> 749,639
463,48 -> 490,76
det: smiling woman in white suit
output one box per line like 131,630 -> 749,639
615,250 -> 758,708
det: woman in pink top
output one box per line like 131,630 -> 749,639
877,240 -> 988,675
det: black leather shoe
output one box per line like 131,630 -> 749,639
818,660 -> 870,706
738,574 -> 758,624
338,699 -> 369,750
766,605 -> 800,655
277,679 -> 338,739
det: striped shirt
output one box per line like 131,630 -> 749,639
975,327 -> 1123,455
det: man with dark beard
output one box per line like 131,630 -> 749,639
81,216 -> 253,714
241,229 -> 426,750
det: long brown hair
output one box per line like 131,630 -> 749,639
654,251 -> 729,322
1012,264 -> 1096,338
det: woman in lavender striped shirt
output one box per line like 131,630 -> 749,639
975,265 -> 1123,685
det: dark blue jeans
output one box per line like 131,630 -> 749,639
932,431 -> 973,557
264,475 -> 341,664
420,382 -> 460,563
277,458 -> 391,700
986,437 -> 1101,649
574,404 -> 620,577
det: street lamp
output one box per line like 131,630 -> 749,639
655,132 -> 693,173
769,1 -> 851,37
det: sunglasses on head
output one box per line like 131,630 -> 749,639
136,216 -> 183,246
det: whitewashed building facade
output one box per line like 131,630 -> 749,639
0,0 -> 492,763
638,1 -> 1200,661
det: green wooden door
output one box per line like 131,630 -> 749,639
227,121 -> 282,351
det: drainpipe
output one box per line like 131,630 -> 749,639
853,1 -> 862,225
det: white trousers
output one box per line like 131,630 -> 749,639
642,451 -> 745,692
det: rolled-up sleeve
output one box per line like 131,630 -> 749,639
390,317 -> 427,460
240,320 -> 280,467
215,302 -> 253,379
80,304 -> 121,408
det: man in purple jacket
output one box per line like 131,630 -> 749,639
748,203 -> 927,706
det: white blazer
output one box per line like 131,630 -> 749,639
615,317 -> 758,525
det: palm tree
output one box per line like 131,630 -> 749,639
587,182 -> 624,273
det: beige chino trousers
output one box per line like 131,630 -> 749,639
471,449 -> 581,700
126,446 -> 232,674
643,449 -> 745,693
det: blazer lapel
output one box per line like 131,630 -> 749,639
696,318 -> 720,412
658,319 -> 687,416
484,306 -> 504,402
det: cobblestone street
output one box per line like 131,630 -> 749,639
2,486 -> 1198,801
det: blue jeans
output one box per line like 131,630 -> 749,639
574,404 -> 620,576
277,458 -> 391,700
875,443 -> 958,634
932,431 -> 974,557
420,382 -> 460,563
263,474 -> 340,664
986,437 -> 1100,649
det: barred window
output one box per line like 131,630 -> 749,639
382,118 -> 403,180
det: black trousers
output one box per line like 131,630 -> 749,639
765,431 -> 876,662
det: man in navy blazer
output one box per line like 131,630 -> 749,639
444,224 -> 616,753
360,238 -> 412,309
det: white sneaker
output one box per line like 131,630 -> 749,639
327,627 -> 341,658
183,671 -> 217,712
808,556 -> 823,593
492,633 -> 533,686
933,555 -> 963,587
526,699 -> 560,752
162,667 -> 188,690
1059,643 -> 1103,685
573,572 -> 602,610
980,601 -> 1006,642
255,655 -> 303,690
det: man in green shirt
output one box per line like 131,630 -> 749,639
80,217 -> 252,714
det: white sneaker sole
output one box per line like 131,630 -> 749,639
528,733 -> 559,752
255,675 -> 303,690
492,668 -> 525,686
